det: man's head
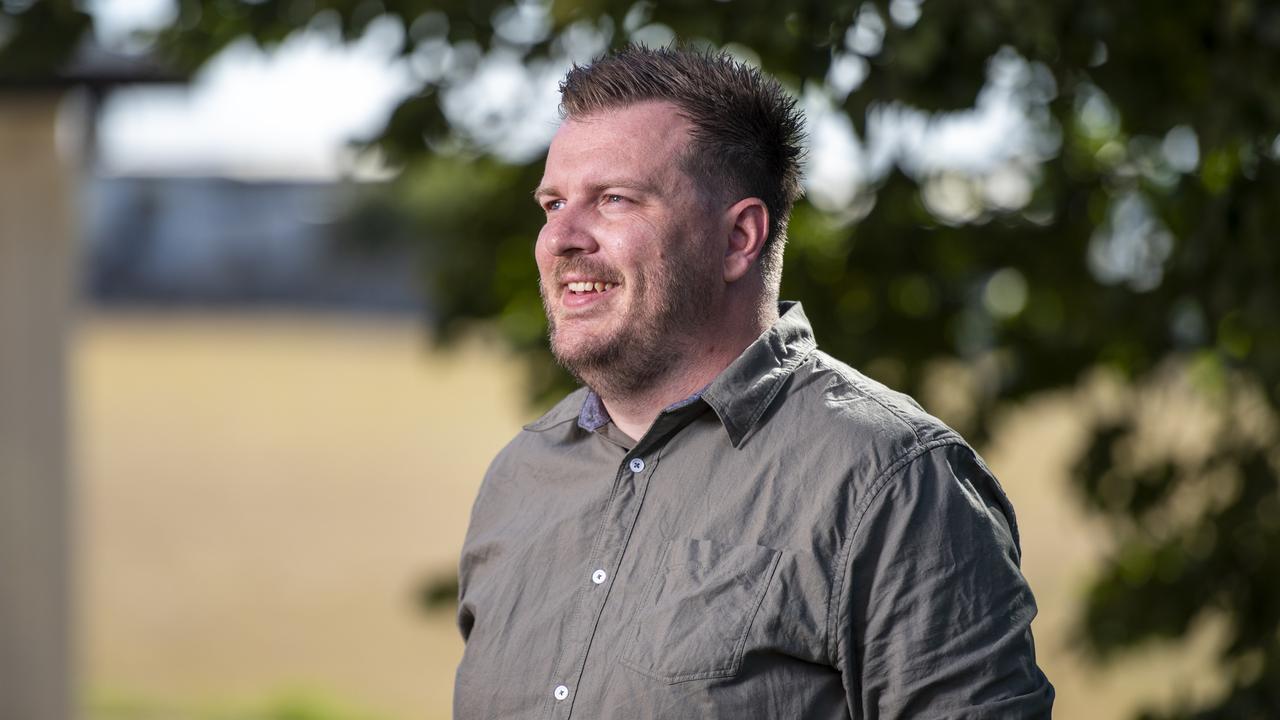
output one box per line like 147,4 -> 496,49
534,45 -> 805,399
558,45 -> 805,291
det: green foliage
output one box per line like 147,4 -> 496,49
252,695 -> 388,720
417,570 -> 461,612
8,0 -> 1280,716
89,689 -> 389,720
0,1 -> 91,80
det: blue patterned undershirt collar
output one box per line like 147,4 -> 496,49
577,385 -> 709,432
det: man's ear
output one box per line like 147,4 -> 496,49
723,197 -> 769,283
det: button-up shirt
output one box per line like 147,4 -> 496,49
455,302 -> 1054,719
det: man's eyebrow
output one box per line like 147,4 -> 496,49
533,180 -> 662,201
593,179 -> 662,196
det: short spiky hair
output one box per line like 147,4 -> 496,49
558,44 -> 806,291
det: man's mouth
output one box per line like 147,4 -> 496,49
565,281 -> 618,294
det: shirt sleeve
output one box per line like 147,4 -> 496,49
836,442 -> 1055,719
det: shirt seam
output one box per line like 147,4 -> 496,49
812,352 -> 928,445
824,437 -> 966,669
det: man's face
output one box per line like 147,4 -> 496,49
534,101 -> 722,394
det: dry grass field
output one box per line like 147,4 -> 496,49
75,310 -> 1223,719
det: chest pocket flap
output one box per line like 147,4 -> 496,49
621,537 -> 781,684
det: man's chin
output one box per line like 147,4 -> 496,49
551,338 -> 617,374
551,315 -> 614,351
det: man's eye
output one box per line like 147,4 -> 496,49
545,199 -> 565,211
604,194 -> 625,204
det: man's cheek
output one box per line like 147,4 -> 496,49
532,250 -> 556,286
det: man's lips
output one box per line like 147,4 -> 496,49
559,278 -> 621,309
565,280 -> 618,294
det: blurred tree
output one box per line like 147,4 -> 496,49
6,0 -> 1279,716
0,1 -> 91,78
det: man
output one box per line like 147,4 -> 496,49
455,45 -> 1054,719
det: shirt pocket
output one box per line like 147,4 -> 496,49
619,537 -> 782,684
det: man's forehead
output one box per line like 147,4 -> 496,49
542,101 -> 693,185
554,101 -> 692,152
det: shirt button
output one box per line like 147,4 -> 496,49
591,569 -> 607,584
628,457 -> 645,473
553,684 -> 569,701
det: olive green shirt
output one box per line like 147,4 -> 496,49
455,302 -> 1053,719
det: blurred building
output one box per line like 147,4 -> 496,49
84,176 -> 420,313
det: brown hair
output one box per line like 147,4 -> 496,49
558,44 -> 806,290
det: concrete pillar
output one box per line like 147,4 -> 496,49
0,91 -> 75,720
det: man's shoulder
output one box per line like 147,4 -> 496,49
484,386 -> 589,474
770,350 -> 997,532
783,348 -> 963,455
522,385 -> 591,433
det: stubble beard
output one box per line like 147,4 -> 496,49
541,253 -> 715,402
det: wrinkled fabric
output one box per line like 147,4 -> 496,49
455,302 -> 1054,719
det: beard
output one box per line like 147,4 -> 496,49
540,251 -> 716,401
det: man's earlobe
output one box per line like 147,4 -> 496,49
724,198 -> 769,283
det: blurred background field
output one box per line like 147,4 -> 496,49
3,1 -> 1279,719
76,312 -> 516,720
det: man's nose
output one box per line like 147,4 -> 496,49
542,206 -> 599,257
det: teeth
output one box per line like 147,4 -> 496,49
566,281 -> 617,293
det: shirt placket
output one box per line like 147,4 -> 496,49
542,437 -> 665,719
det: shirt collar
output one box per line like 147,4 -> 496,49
577,390 -> 611,432
577,381 -> 708,432
573,301 -> 817,447
702,301 -> 817,447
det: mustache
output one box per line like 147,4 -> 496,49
549,258 -> 623,285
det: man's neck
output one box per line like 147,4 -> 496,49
597,305 -> 777,441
